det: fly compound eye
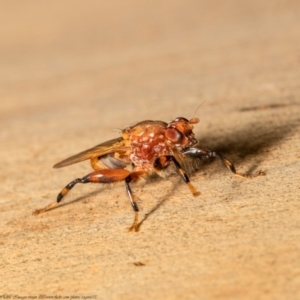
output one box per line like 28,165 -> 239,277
165,128 -> 183,143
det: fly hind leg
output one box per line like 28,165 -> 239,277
32,169 -> 130,215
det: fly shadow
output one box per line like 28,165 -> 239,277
193,110 -> 300,174
136,108 -> 300,230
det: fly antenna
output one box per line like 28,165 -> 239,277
190,101 -> 205,124
192,101 -> 206,119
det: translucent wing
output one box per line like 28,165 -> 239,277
53,137 -> 127,168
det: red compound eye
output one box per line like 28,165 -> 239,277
165,128 -> 183,143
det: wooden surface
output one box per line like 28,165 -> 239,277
1,1 -> 300,299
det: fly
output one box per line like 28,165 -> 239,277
33,117 -> 265,231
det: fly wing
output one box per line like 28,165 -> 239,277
53,137 -> 127,168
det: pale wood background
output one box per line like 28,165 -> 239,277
1,1 -> 299,299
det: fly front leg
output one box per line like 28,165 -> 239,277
170,156 -> 200,196
33,169 -> 130,215
183,146 -> 265,178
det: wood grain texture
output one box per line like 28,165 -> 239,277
1,1 -> 300,299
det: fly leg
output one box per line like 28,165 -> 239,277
170,156 -> 200,196
33,169 -> 131,215
183,146 -> 265,178
125,171 -> 146,232
33,168 -> 145,232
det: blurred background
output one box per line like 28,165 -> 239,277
1,0 -> 299,127
1,1 -> 300,298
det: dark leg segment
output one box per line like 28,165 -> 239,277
183,147 -> 265,178
125,176 -> 139,232
125,176 -> 139,212
57,177 -> 88,203
170,156 -> 200,196
124,171 -> 146,232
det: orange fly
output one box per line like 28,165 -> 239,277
33,117 -> 264,231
